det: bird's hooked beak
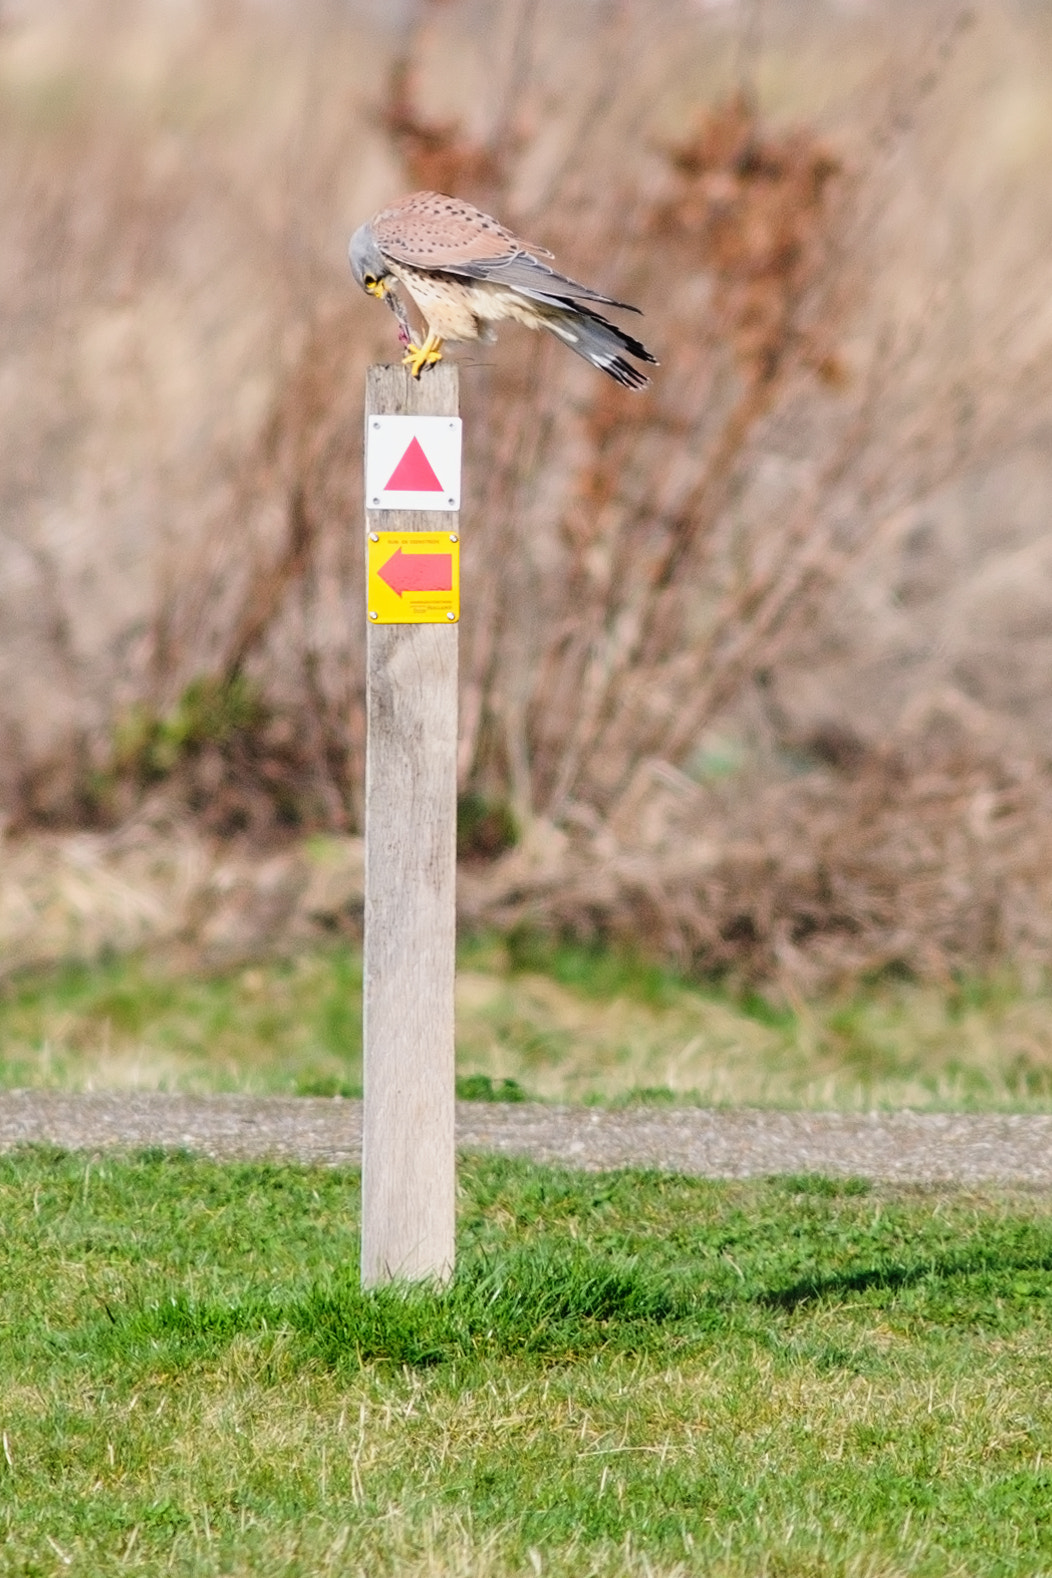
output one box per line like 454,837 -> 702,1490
365,278 -> 389,300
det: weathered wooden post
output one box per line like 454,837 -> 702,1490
360,363 -> 461,1286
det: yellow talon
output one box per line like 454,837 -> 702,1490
402,332 -> 444,379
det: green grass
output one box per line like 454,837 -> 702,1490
3,937 -> 1052,1111
0,951 -> 364,1097
3,1147 -> 1052,1575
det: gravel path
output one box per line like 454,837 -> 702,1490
3,1091 -> 1052,1186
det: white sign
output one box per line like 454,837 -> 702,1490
365,416 -> 462,512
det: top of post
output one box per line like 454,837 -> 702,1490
367,363 -> 459,419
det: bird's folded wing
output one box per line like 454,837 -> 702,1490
435,252 -> 641,314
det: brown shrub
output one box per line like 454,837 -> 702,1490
458,735 -> 1052,994
3,0 -> 1052,987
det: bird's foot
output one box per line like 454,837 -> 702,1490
402,335 -> 444,379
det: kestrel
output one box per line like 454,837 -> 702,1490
348,190 -> 657,389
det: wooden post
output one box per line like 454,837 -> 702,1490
361,363 -> 459,1286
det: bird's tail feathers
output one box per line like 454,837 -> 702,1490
544,306 -> 657,390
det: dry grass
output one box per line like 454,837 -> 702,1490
455,960 -> 1052,1113
0,801 -> 366,981
4,911 -> 1052,1111
3,1 -> 1052,986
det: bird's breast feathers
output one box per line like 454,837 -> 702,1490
390,263 -> 550,342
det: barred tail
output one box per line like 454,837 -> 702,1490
544,306 -> 658,390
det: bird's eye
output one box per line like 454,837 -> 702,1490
363,274 -> 376,287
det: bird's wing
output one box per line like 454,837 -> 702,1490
371,190 -> 555,269
372,191 -> 642,315
441,251 -> 641,314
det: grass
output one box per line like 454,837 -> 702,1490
0,950 -> 364,1098
2,1146 -> 1052,1576
2,936 -> 1052,1111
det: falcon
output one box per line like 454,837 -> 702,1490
348,190 -> 657,390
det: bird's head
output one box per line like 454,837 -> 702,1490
348,222 -> 392,299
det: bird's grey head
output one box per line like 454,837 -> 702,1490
348,222 -> 391,297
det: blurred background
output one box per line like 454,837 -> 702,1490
3,0 -> 1052,1004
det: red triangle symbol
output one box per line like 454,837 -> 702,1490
384,435 -> 444,492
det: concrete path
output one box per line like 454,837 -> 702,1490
3,1091 -> 1052,1186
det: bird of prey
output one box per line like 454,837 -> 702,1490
348,190 -> 657,390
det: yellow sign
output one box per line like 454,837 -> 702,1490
367,531 -> 460,624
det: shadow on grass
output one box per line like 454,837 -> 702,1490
758,1243 -> 1052,1311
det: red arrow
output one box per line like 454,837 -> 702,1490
378,547 -> 453,597
384,436 -> 444,492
